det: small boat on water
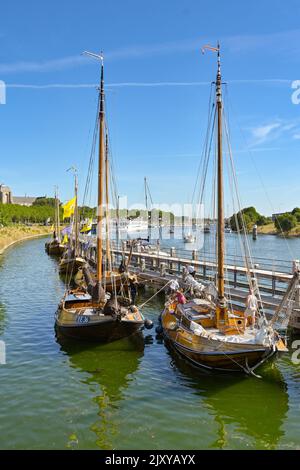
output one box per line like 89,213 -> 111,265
45,188 -> 65,256
183,232 -> 196,243
56,52 -> 150,342
161,44 -> 287,375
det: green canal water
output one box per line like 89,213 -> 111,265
1,236 -> 300,450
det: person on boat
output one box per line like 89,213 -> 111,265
118,258 -> 126,274
128,273 -> 138,305
187,265 -> 196,278
103,295 -> 120,319
245,289 -> 258,329
175,289 -> 186,305
167,279 -> 179,295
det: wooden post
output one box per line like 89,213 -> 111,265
170,247 -> 176,272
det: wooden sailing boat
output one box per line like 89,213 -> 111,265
161,44 -> 287,375
58,172 -> 86,275
45,188 -> 65,256
55,52 -> 146,341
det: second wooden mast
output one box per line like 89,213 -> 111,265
95,55 -> 105,301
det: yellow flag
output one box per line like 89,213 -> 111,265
62,234 -> 69,245
80,218 -> 92,233
62,197 -> 76,220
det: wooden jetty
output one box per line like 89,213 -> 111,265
77,237 -> 300,331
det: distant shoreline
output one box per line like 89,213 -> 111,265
0,226 -> 51,255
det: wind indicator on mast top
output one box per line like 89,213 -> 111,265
82,50 -> 104,66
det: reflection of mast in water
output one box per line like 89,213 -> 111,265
167,348 -> 288,449
0,302 -> 6,335
56,333 -> 144,449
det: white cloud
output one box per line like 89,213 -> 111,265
1,28 -> 300,75
252,122 -> 281,141
249,119 -> 300,147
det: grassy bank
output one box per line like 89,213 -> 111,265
257,222 -> 300,237
257,223 -> 277,235
0,225 -> 51,254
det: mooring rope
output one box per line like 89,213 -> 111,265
138,280 -> 172,309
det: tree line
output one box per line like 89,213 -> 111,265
230,206 -> 300,233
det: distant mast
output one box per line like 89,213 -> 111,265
144,176 -> 148,211
74,173 -> 79,256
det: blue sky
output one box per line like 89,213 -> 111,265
1,0 -> 300,216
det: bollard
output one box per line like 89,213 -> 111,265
170,247 -> 176,272
137,244 -> 141,267
160,262 -> 167,277
292,260 -> 300,274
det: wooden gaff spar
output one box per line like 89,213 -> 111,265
161,44 -> 287,375
55,52 -> 147,341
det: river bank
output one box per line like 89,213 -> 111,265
0,225 -> 51,255
256,222 -> 300,238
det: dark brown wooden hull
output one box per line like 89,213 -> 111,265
164,336 -> 274,372
55,316 -> 143,342
45,241 -> 65,256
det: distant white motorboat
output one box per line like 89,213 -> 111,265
183,232 -> 196,243
127,218 -> 148,232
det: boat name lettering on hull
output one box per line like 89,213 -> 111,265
76,316 -> 90,324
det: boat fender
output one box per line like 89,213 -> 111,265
144,318 -> 153,329
129,305 -> 138,313
155,324 -> 163,335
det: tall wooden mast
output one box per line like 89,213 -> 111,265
54,186 -> 58,239
56,187 -> 61,242
96,55 -> 105,292
215,44 -> 225,309
105,131 -> 111,272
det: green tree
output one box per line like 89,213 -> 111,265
32,197 -> 56,207
275,213 -> 297,233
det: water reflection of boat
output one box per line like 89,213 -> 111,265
56,333 -> 144,449
167,346 -> 288,449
